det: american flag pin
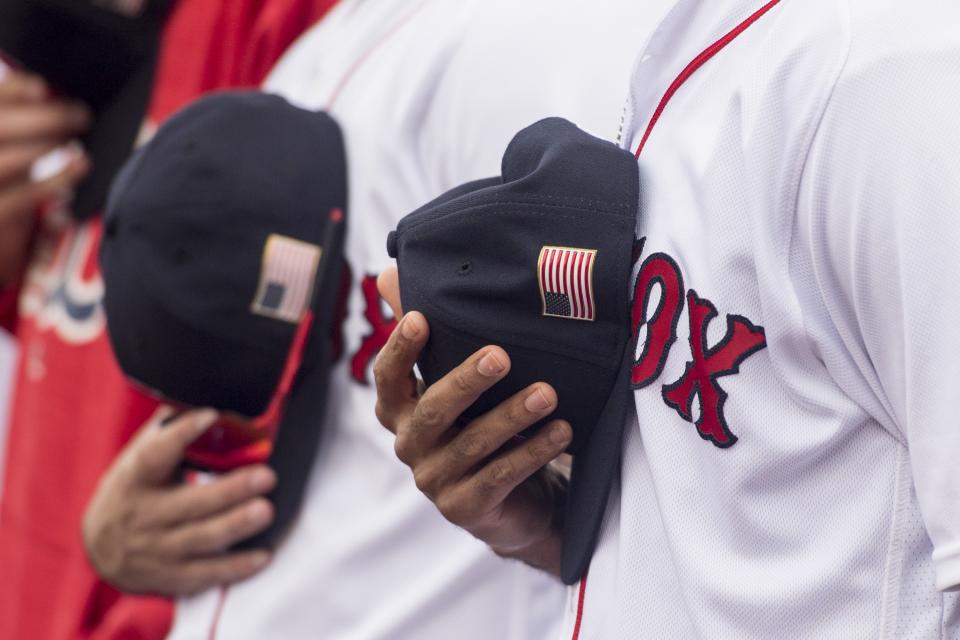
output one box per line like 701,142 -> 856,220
251,234 -> 322,323
537,246 -> 597,321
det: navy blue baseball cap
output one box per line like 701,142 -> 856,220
387,118 -> 639,584
101,91 -> 348,548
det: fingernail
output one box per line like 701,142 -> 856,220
477,351 -> 505,376
249,468 -> 276,493
247,501 -> 272,527
524,388 -> 551,412
548,422 -> 571,446
401,314 -> 421,339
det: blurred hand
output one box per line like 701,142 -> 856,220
83,407 -> 277,596
0,71 -> 91,284
373,268 -> 570,577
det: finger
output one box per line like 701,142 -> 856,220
454,419 -> 573,521
0,101 -> 91,143
0,73 -> 48,103
124,407 -> 219,485
151,465 -> 276,526
421,383 -> 558,489
161,498 -> 274,558
0,153 -> 91,225
404,345 -> 511,450
0,139 -> 61,186
31,152 -> 91,195
169,549 -> 272,595
377,267 -> 402,318
372,311 -> 429,433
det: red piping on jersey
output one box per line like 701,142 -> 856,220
633,0 -> 782,159
323,2 -> 429,110
207,585 -> 229,640
570,571 -> 589,640
570,3 -> 782,638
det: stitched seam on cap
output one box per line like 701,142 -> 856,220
399,199 -> 635,238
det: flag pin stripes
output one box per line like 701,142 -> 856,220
251,234 -> 322,323
537,246 -> 597,321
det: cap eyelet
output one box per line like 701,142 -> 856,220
458,261 -> 473,276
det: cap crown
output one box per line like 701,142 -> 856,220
389,118 -> 637,453
102,91 -> 347,416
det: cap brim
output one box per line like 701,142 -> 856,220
73,50 -> 158,220
560,346 -> 633,584
235,357 -> 330,550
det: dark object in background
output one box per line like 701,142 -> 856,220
101,92 -> 349,548
387,117 -> 640,585
0,0 -> 173,220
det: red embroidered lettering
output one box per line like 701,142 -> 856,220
631,253 -> 685,388
661,291 -> 766,448
350,275 -> 397,384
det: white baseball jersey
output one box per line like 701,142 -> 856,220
167,1 -> 667,638
566,0 -> 960,638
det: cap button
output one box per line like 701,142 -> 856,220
386,231 -> 398,258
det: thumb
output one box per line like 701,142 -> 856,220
126,406 -> 218,485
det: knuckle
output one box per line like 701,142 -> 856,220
393,433 -> 415,466
165,532 -> 195,558
229,555 -> 258,581
215,482 -> 244,509
193,524 -> 226,553
372,358 -> 389,391
452,430 -> 487,461
502,401 -> 527,428
435,493 -> 473,525
450,369 -> 478,396
412,465 -> 438,495
485,459 -> 517,489
411,401 -> 447,433
374,399 -> 393,430
89,527 -> 132,581
386,330 -> 408,358
203,527 -> 237,554
226,473 -> 259,503
525,440 -> 550,466
223,556 -> 246,579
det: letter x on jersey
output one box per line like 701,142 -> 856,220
630,248 -> 766,448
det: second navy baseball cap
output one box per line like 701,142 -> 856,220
387,117 -> 639,584
101,91 -> 348,548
